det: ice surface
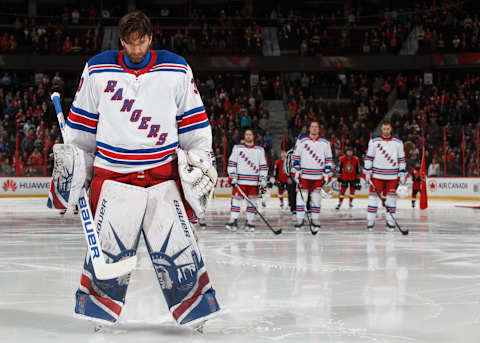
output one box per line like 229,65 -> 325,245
1,196 -> 480,342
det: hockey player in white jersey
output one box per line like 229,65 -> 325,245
226,129 -> 268,232
47,11 -> 220,329
363,120 -> 406,231
292,121 -> 333,233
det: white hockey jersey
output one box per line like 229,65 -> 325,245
227,143 -> 268,186
292,135 -> 333,180
363,135 -> 406,180
65,49 -> 211,173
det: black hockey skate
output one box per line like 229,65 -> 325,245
367,222 -> 374,231
335,203 -> 341,210
245,222 -> 255,232
311,223 -> 321,235
386,223 -> 395,232
294,220 -> 304,231
225,219 -> 238,232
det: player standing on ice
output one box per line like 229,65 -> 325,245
47,11 -> 220,329
409,162 -> 421,208
292,121 -> 333,232
335,146 -> 361,210
226,129 -> 268,232
363,120 -> 407,231
273,151 -> 289,209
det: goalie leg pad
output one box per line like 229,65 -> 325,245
75,180 -> 148,323
143,181 -> 220,325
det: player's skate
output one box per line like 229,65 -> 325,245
311,222 -> 321,234
245,222 -> 255,232
226,219 -> 238,232
73,205 -> 79,215
199,217 -> 207,229
294,219 -> 304,231
386,222 -> 395,232
367,221 -> 374,232
349,202 -> 353,208
59,209 -> 66,215
335,203 -> 341,210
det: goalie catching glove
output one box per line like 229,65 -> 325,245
47,144 -> 94,210
177,148 -> 217,218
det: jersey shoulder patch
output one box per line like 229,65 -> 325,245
88,50 -> 120,67
154,50 -> 188,67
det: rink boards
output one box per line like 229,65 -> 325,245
0,176 -> 479,201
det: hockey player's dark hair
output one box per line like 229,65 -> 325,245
381,119 -> 392,127
244,128 -> 255,136
119,11 -> 153,43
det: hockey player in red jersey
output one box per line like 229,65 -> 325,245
335,146 -> 361,210
409,162 -> 421,208
47,11 -> 220,330
273,151 -> 289,208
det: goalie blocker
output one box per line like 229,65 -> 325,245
75,179 -> 220,326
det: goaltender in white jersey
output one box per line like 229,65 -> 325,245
363,120 -> 406,231
47,11 -> 220,330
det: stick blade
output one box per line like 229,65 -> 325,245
95,255 -> 137,280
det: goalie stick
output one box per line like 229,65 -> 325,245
50,92 -> 137,279
368,179 -> 409,236
235,185 -> 281,235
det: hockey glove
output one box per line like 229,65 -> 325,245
47,144 -> 94,210
229,176 -> 237,187
363,172 -> 371,186
177,149 -> 217,218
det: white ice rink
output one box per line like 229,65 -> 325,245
1,196 -> 480,342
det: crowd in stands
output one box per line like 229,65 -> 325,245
282,69 -> 480,177
0,71 -> 70,176
1,68 -> 478,178
196,72 -> 276,174
277,4 -> 413,55
416,1 -> 480,53
391,71 -> 480,176
0,4 -> 264,56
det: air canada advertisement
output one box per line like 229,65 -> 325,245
0,177 -> 479,200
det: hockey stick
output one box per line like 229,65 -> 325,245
235,185 -> 281,235
368,179 -> 409,236
294,178 -> 317,235
50,92 -> 137,279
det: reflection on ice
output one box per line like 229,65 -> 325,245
1,197 -> 480,342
